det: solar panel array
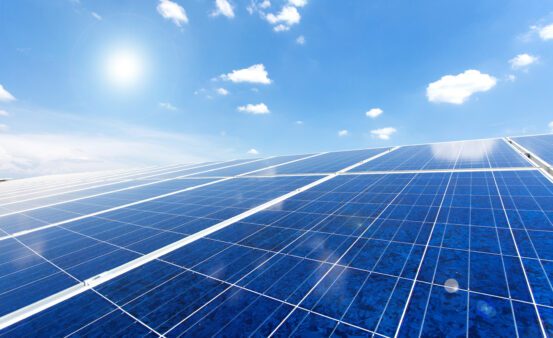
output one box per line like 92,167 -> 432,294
0,136 -> 552,337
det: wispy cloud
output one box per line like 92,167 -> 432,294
549,121 -> 553,132
509,53 -> 538,69
211,0 -> 234,18
91,12 -> 102,20
288,0 -> 307,7
159,102 -> 178,111
426,70 -> 496,104
371,127 -> 396,140
220,64 -> 272,84
296,35 -> 305,45
238,103 -> 270,114
0,124 -> 8,133
247,148 -> 259,155
0,84 -> 16,102
365,108 -> 383,118
216,87 -> 229,96
338,129 -> 349,137
157,0 -> 188,27
0,110 -> 9,117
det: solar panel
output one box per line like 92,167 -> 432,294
351,139 -> 532,172
0,136 -> 552,337
512,134 -> 553,168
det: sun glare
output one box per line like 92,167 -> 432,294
105,49 -> 143,88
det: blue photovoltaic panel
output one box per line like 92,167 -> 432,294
5,170 -> 552,337
512,134 -> 553,167
0,176 -> 317,317
351,139 -> 531,172
1,136 -> 552,338
0,178 -> 215,235
190,154 -> 313,177
249,148 -> 388,175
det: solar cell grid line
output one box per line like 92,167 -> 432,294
266,173 -> 431,337
246,147 -> 391,175
97,174 -> 390,336
0,159 -> 261,217
392,143 -> 462,337
0,178 -> 219,237
0,176 -> 320,329
395,171 -> 549,337
0,162 -> 200,208
172,174 -> 446,336
0,156 -> 290,239
0,163 -> 182,201
488,171 -> 547,337
188,153 -> 322,177
349,138 -> 532,173
0,148 -> 394,334
265,142 -> 465,336
494,170 -> 553,334
0,159 -> 248,213
0,225 -> 162,336
0,148 -> 384,241
410,172 -> 519,336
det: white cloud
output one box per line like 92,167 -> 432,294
247,148 -> 259,155
0,84 -> 15,102
295,120 -> 303,125
159,102 -> 177,111
157,0 -> 188,27
365,108 -> 383,118
0,110 -> 9,117
237,103 -> 270,115
212,0 -> 234,18
266,6 -> 300,31
371,127 -> 396,140
549,121 -> 553,132
0,124 -> 7,133
506,74 -> 517,82
509,53 -> 538,69
338,129 -> 349,137
91,12 -> 102,20
289,0 -> 307,7
274,24 -> 290,32
426,70 -> 497,104
296,35 -> 305,45
220,64 -> 272,84
539,23 -> 553,40
216,87 -> 229,96
260,0 -> 271,9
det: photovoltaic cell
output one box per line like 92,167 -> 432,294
351,139 -> 532,172
512,134 -> 553,167
0,176 -> 318,317
249,148 -> 388,175
190,154 -> 314,177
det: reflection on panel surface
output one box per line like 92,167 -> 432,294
513,134 -> 553,167
351,139 -> 531,171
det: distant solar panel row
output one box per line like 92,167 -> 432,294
513,134 -> 553,168
0,136 -> 552,337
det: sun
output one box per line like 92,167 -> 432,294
105,49 -> 143,88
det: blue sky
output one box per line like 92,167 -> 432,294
0,0 -> 552,177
